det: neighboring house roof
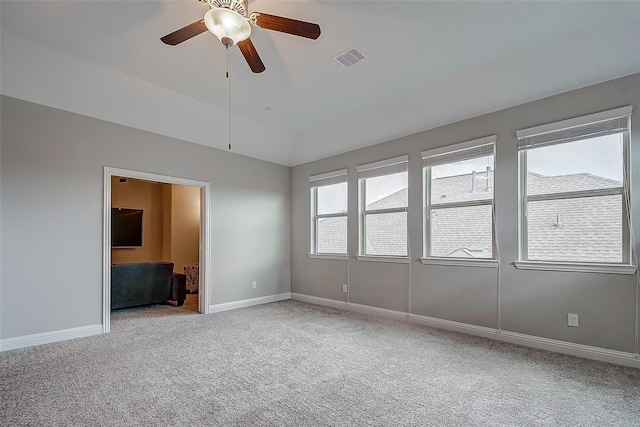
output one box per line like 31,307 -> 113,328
316,215 -> 348,254
527,193 -> 621,262
364,210 -> 408,256
527,172 -> 621,195
368,189 -> 408,210
430,169 -> 493,205
317,171 -> 623,262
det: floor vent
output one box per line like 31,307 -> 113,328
335,47 -> 366,67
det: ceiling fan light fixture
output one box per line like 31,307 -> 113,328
204,8 -> 251,47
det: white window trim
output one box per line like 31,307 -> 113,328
514,261 -> 637,275
309,253 -> 349,261
357,255 -> 410,264
422,136 -> 497,262
357,156 -> 409,258
516,107 -> 632,266
310,170 -> 348,256
420,257 -> 498,268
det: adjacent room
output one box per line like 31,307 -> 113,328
110,176 -> 201,313
1,1 -> 639,425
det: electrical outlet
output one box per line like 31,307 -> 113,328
252,281 -> 257,289
568,313 -> 579,327
342,284 -> 348,293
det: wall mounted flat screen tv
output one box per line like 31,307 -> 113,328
111,208 -> 143,248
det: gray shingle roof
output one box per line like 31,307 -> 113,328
431,169 -> 493,204
316,171 -> 623,262
365,212 -> 407,256
316,216 -> 347,254
367,188 -> 408,210
527,194 -> 622,262
527,172 -> 621,195
430,203 -> 493,258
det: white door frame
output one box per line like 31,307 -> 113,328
102,167 -> 211,333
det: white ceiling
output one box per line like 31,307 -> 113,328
1,1 -> 639,166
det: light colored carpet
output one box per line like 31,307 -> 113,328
1,300 -> 639,426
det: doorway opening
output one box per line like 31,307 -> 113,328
102,167 -> 211,333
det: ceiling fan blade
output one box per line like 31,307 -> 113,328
237,38 -> 266,73
252,12 -> 321,40
161,20 -> 208,46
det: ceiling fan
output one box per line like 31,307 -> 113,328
161,0 -> 321,73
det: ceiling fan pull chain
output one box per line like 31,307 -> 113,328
227,45 -> 232,150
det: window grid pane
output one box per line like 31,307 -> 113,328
316,216 -> 347,254
365,172 -> 408,209
430,205 -> 493,258
526,134 -> 623,197
522,128 -> 628,264
425,152 -> 495,259
527,195 -> 622,263
364,212 -> 407,256
312,181 -> 347,255
316,182 -> 348,215
361,170 -> 408,257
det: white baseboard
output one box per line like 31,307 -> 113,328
2,293 -> 292,351
209,292 -> 291,314
290,293 -> 640,369
0,324 -> 103,352
290,293 -> 348,309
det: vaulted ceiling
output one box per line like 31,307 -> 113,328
2,1 -> 639,166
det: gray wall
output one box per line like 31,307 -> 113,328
291,73 -> 640,353
0,96 -> 291,339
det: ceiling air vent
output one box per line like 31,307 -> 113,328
335,47 -> 366,67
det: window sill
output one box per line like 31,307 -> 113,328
357,255 -> 410,264
420,257 -> 498,268
308,253 -> 348,261
514,261 -> 637,275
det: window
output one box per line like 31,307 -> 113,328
357,156 -> 408,258
422,136 -> 496,260
517,106 -> 632,265
310,169 -> 348,256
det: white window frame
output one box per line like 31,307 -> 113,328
309,169 -> 348,260
421,135 -> 498,267
357,156 -> 409,263
514,105 -> 636,274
